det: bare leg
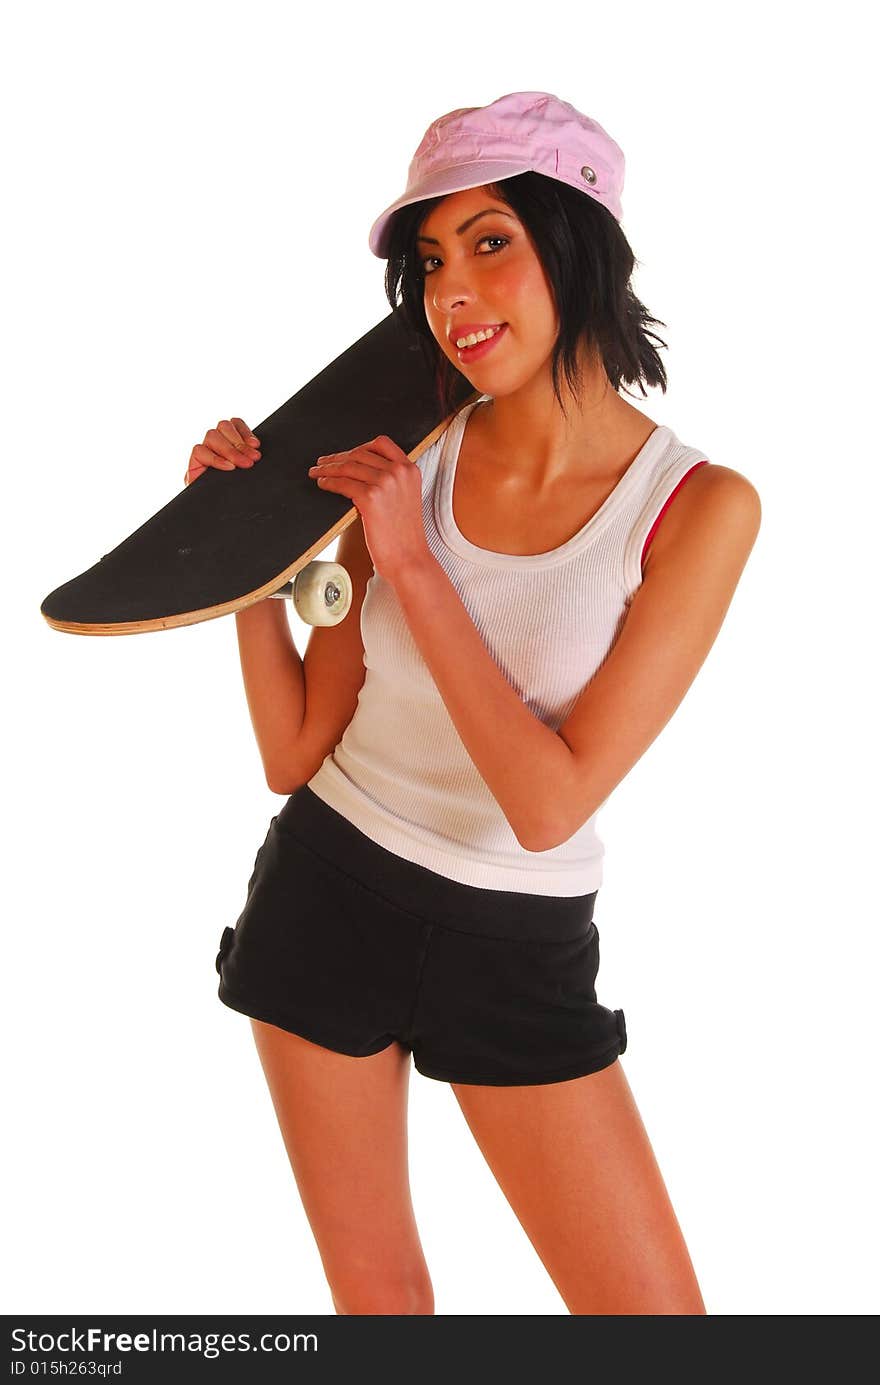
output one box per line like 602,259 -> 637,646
452,1059 -> 705,1315
251,1019 -> 435,1315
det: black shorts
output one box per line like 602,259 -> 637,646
215,786 -> 627,1087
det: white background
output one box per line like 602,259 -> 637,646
4,0 -> 877,1316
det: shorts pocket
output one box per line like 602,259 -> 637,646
215,925 -> 236,976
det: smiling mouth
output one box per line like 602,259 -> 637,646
453,323 -> 509,361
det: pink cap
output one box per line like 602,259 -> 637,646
368,90 -> 625,259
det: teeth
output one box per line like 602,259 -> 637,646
456,325 -> 503,349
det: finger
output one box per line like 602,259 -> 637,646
216,420 -> 261,463
206,426 -> 254,469
230,417 -> 262,451
215,420 -> 250,455
185,452 -> 207,485
191,443 -> 235,476
310,458 -> 387,484
361,435 -> 412,465
314,445 -> 396,473
310,470 -> 372,503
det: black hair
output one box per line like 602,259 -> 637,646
382,171 -> 669,419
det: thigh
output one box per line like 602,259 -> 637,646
251,1019 -> 433,1314
451,1060 -> 706,1315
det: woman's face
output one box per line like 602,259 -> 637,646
417,185 -> 562,399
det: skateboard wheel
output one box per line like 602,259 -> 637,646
292,560 -> 352,626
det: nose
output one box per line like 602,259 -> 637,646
430,272 -> 476,315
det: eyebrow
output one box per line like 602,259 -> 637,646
415,208 -> 518,245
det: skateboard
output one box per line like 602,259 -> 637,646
40,311 -> 477,635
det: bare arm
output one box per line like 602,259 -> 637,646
234,598 -> 307,791
389,466 -> 761,852
235,515 -> 374,793
182,413 -> 367,793
391,553 -> 575,851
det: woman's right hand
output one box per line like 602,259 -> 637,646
184,418 -> 261,486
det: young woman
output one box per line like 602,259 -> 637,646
189,92 -> 761,1315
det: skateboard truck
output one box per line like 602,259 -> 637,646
269,559 -> 352,627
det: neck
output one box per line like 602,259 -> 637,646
472,352 -> 651,486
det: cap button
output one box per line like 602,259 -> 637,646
580,165 -> 598,185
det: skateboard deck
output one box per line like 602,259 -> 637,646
40,311 -> 477,635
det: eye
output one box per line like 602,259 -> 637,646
420,235 -> 509,276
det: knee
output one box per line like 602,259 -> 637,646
331,1274 -> 435,1316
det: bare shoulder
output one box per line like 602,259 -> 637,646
553,462 -> 761,841
643,461 -> 762,577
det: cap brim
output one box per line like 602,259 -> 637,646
368,159 -> 535,258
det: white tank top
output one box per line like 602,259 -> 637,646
307,395 -> 709,895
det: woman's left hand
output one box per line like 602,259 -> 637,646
308,436 -> 431,585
